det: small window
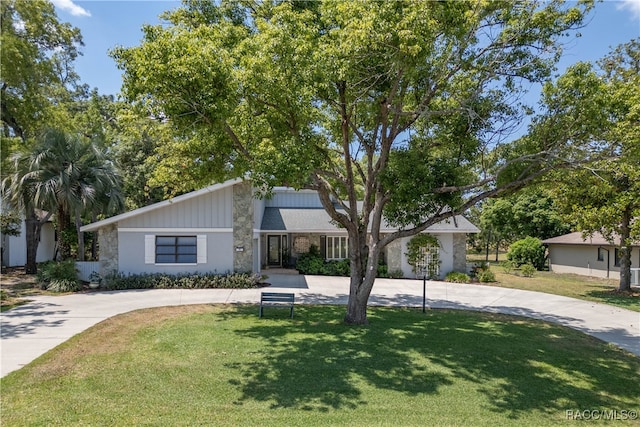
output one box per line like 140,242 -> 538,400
597,248 -> 605,262
156,236 -> 197,264
326,236 -> 348,260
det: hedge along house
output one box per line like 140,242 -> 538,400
80,179 -> 479,279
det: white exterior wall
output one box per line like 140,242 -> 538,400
2,222 -> 55,267
548,244 -> 640,280
118,231 -> 234,275
398,233 -> 453,280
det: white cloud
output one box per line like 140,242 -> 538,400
617,0 -> 640,21
51,0 -> 91,17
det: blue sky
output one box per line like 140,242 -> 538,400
54,0 -> 640,100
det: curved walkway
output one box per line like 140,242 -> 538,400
1,275 -> 638,377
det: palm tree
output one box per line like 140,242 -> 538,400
2,129 -> 124,270
2,149 -> 52,273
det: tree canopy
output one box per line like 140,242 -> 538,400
475,188 -> 571,259
542,39 -> 640,291
113,0 -> 594,323
1,0 -> 83,140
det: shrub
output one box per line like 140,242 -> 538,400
507,237 -> 546,270
296,250 -> 326,275
388,269 -> 405,279
37,260 -> 80,292
520,263 -> 536,278
325,259 -> 351,276
296,248 -> 391,278
445,271 -> 470,283
0,289 -> 7,301
104,272 -> 262,290
478,268 -> 496,283
502,260 -> 515,274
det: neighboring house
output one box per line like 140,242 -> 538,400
543,232 -> 640,281
80,179 -> 479,279
1,211 -> 56,268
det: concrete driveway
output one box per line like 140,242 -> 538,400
1,275 -> 638,377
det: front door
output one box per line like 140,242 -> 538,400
267,235 -> 281,266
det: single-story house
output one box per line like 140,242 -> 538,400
543,232 -> 640,281
80,179 -> 479,279
1,211 -> 56,268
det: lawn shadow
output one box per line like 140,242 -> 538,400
223,306 -> 640,418
224,306 -> 452,411
585,288 -> 640,310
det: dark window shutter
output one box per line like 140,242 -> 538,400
320,235 -> 326,260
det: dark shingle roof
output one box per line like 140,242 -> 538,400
260,207 -> 479,233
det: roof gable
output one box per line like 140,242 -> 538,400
80,178 -> 242,232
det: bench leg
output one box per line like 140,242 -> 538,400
290,306 -> 294,318
259,305 -> 263,318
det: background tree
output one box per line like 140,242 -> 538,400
3,130 -> 123,265
1,0 -> 82,140
477,188 -> 571,260
2,148 -> 53,273
109,104 -> 173,209
543,39 -> 640,291
113,0 -> 594,324
1,0 -> 88,272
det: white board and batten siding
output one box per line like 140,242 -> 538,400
118,186 -> 234,229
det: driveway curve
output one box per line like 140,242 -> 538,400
2,274 -> 638,377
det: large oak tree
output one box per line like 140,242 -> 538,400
113,0 -> 595,324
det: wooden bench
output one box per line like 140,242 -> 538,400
259,292 -> 295,318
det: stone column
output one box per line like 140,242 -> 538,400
98,223 -> 118,277
452,233 -> 467,273
233,182 -> 254,273
386,239 -> 403,277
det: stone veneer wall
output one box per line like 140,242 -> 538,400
452,233 -> 468,273
386,239 -> 403,275
98,223 -> 118,277
233,182 -> 254,273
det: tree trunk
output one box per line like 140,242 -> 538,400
618,206 -> 632,292
344,240 -> 380,325
56,206 -> 71,260
75,211 -> 85,261
91,213 -> 98,260
24,210 -> 43,274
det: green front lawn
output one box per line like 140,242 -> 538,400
2,305 -> 638,426
486,269 -> 639,312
